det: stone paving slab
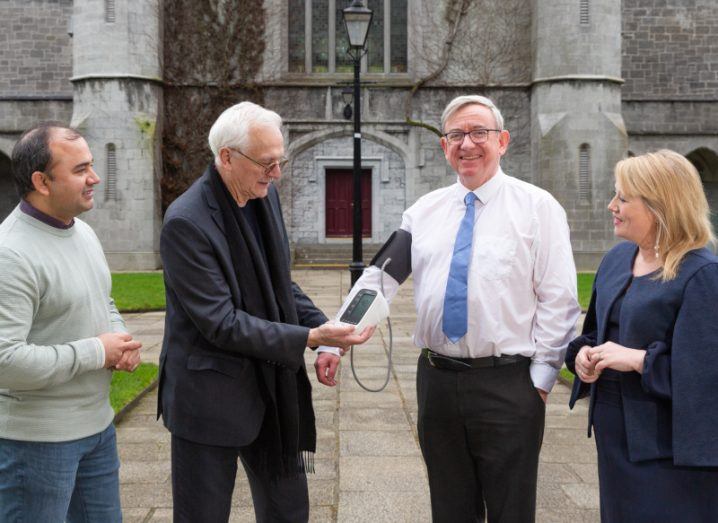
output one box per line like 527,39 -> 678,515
119,270 -> 599,522
337,491 -> 431,522
340,430 -> 421,457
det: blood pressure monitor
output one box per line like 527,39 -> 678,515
337,288 -> 389,333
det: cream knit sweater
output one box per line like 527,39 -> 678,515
0,206 -> 126,441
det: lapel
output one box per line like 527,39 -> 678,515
586,243 -> 636,435
200,166 -> 226,236
595,244 -> 636,344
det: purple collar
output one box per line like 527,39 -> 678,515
20,200 -> 74,229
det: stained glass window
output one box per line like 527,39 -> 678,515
312,1 -> 329,72
366,0 -> 385,73
288,0 -> 306,72
390,0 -> 407,72
335,6 -> 353,73
287,0 -> 407,74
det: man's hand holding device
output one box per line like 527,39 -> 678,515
312,287 -> 389,387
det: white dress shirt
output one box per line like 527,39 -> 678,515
327,168 -> 580,392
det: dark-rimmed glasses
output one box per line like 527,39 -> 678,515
228,147 -> 288,175
443,129 -> 501,145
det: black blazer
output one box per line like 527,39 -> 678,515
566,241 -> 718,467
157,167 -> 327,447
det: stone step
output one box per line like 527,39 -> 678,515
292,243 -> 383,267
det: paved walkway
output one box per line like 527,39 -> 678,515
117,270 -> 599,522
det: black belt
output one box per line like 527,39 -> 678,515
421,348 -> 528,371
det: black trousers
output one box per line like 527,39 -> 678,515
171,435 -> 309,523
416,355 -> 545,523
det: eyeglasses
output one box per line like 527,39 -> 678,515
228,148 -> 288,175
443,129 -> 501,145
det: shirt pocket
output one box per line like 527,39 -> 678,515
473,235 -> 517,280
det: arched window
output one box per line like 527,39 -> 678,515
579,144 -> 591,201
105,0 -> 116,23
579,0 -> 589,25
105,144 -> 117,201
288,0 -> 407,74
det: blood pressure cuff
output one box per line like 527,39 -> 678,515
370,229 -> 412,284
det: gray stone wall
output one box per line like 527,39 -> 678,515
622,100 -> 718,136
287,135 -> 406,244
532,0 -> 626,270
0,101 -> 73,138
269,83 -> 533,250
0,0 -> 73,192
0,0 -> 73,96
6,0 -> 717,271
71,0 -> 162,270
531,83 -> 626,262
422,0 -> 532,85
534,0 -> 621,79
73,0 -> 161,80
622,0 -> 718,100
72,79 -> 162,269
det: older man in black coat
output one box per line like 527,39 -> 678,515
158,102 -> 371,523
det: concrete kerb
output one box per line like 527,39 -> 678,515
113,378 -> 159,425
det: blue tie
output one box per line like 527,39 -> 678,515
442,192 -> 478,343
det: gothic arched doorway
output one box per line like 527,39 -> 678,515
687,148 -> 718,234
0,153 -> 18,222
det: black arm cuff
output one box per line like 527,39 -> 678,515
370,229 -> 412,284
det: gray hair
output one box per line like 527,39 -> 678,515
440,95 -> 504,132
208,101 -> 283,167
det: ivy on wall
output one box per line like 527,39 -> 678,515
161,0 -> 266,212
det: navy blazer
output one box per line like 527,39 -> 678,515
157,167 -> 327,447
566,242 -> 718,467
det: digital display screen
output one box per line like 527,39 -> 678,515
340,292 -> 376,324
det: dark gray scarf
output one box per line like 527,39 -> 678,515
209,164 -> 316,479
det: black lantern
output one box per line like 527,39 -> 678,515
343,0 -> 373,50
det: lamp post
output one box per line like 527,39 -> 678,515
343,0 -> 372,287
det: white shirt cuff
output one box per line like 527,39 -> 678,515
316,345 -> 341,356
529,360 -> 558,393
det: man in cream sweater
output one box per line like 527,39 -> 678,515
0,123 -> 142,522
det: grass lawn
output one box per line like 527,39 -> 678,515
559,366 -> 575,385
577,272 -> 594,311
109,363 -> 159,414
109,271 -> 597,313
111,272 -> 165,312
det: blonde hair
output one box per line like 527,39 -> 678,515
614,149 -> 715,280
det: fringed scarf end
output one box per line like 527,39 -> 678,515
298,450 -> 315,474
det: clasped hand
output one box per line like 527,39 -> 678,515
99,332 -> 143,372
575,341 -> 646,383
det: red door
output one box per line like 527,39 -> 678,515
326,169 -> 371,237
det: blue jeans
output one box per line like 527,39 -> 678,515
0,423 -> 122,523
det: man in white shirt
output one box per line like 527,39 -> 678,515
316,95 -> 580,522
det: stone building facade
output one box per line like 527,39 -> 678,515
1,0 -> 716,270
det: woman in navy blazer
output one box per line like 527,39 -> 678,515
566,150 -> 718,522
